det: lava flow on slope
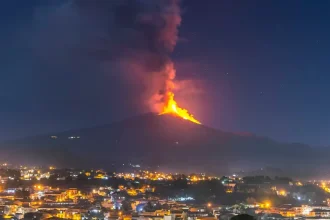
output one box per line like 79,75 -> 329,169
160,91 -> 201,124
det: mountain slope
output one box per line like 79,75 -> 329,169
0,113 -> 327,176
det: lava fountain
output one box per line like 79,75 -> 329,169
160,91 -> 201,124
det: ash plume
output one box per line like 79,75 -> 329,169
32,0 -> 182,113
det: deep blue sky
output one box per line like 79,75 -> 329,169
1,0 -> 330,145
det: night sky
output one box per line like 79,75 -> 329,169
1,0 -> 330,145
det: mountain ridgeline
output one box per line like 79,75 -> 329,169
1,113 -> 327,177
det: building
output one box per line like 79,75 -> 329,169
310,209 -> 330,218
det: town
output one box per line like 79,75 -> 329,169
0,163 -> 329,219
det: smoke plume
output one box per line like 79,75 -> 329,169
33,0 -> 182,113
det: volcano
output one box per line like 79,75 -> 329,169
0,113 -> 328,177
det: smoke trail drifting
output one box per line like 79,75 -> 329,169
31,0 -> 182,113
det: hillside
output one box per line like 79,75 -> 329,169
0,113 -> 327,176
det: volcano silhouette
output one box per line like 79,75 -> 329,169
0,113 -> 327,176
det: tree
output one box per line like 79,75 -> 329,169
162,203 -> 170,210
154,202 -> 162,210
173,178 -> 188,190
48,174 -> 58,183
65,175 -> 73,182
112,178 -> 126,189
274,176 -> 292,184
144,202 -> 154,212
77,173 -> 88,181
122,199 -> 132,213
231,214 -> 255,220
187,180 -> 225,201
246,197 -> 257,205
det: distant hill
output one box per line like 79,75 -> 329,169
1,113 -> 328,177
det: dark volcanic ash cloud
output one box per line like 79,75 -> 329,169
32,0 -> 182,113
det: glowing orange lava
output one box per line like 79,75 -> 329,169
160,92 -> 201,124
